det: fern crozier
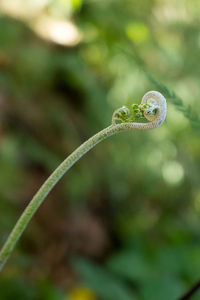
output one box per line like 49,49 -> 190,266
0,90 -> 167,272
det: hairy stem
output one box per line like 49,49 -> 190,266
0,124 -> 138,271
0,90 -> 167,272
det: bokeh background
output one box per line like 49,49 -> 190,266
0,0 -> 200,299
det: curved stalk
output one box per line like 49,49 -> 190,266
0,91 -> 167,271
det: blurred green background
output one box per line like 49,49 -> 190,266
0,0 -> 200,299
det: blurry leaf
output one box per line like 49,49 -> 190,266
140,275 -> 184,300
106,249 -> 151,281
182,246 -> 200,281
71,257 -> 137,300
154,246 -> 185,276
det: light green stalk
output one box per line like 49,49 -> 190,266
0,91 -> 167,272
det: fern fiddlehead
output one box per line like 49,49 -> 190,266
0,90 -> 167,271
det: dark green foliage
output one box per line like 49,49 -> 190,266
72,257 -> 137,300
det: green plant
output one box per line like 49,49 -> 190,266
0,90 -> 167,271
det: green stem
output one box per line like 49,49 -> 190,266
0,124 -> 125,271
0,90 -> 167,272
